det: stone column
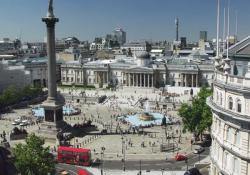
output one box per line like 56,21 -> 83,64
106,72 -> 108,84
196,74 -> 198,87
129,73 -> 131,86
144,74 -> 146,87
152,74 -> 154,87
185,74 -> 188,87
136,74 -> 138,87
191,74 -> 194,87
140,73 -> 142,87
43,16 -> 59,100
147,74 -> 150,87
133,73 -> 135,86
126,73 -> 128,86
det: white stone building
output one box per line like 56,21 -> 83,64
61,51 -> 214,89
0,61 -> 30,92
207,36 -> 250,175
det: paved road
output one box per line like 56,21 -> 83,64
56,147 -> 209,173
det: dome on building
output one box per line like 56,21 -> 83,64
135,51 -> 150,59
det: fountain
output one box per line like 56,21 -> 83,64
119,100 -> 170,127
139,101 -> 155,121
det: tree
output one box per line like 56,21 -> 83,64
1,86 -> 20,105
13,134 -> 55,175
178,87 -> 212,139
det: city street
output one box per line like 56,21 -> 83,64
56,147 -> 209,173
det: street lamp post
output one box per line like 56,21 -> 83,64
139,160 -> 142,175
101,146 -> 105,175
161,168 -> 165,175
185,158 -> 188,171
123,139 -> 126,171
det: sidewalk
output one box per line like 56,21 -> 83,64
84,167 -> 185,175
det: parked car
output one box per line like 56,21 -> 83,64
60,170 -> 69,175
193,146 -> 205,154
175,153 -> 187,161
12,122 -> 19,125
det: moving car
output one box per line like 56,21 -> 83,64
175,152 -> 187,161
193,146 -> 205,154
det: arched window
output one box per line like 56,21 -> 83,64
236,99 -> 242,113
228,96 -> 233,110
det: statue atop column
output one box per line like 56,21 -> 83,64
47,0 -> 54,18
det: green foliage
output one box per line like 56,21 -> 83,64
1,86 -> 20,105
13,134 -> 55,175
0,85 -> 43,109
178,87 -> 212,137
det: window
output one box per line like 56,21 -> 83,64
220,93 -> 223,105
216,91 -> 219,103
235,131 -> 240,145
228,96 -> 233,110
217,120 -> 221,134
71,77 -> 73,82
226,127 -> 230,141
233,157 -> 240,175
236,99 -> 242,113
228,128 -> 233,143
223,152 -> 228,169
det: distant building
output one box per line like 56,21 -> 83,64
55,37 -> 80,53
56,47 -> 80,62
61,52 -> 214,89
113,28 -> 126,46
121,41 -> 151,55
200,31 -> 208,41
0,61 -> 31,92
0,38 -> 15,52
180,37 -> 187,49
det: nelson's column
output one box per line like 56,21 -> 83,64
41,0 -> 64,134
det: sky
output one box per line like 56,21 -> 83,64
0,0 -> 249,43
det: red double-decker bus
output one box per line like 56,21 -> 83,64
57,146 -> 91,166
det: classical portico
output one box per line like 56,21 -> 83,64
123,67 -> 154,87
94,71 -> 109,88
181,73 -> 199,87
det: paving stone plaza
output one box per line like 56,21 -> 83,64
0,87 -> 197,161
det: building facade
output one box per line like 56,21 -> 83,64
208,36 -> 250,175
61,52 -> 214,89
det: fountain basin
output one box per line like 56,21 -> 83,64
32,105 -> 80,117
120,113 -> 170,127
